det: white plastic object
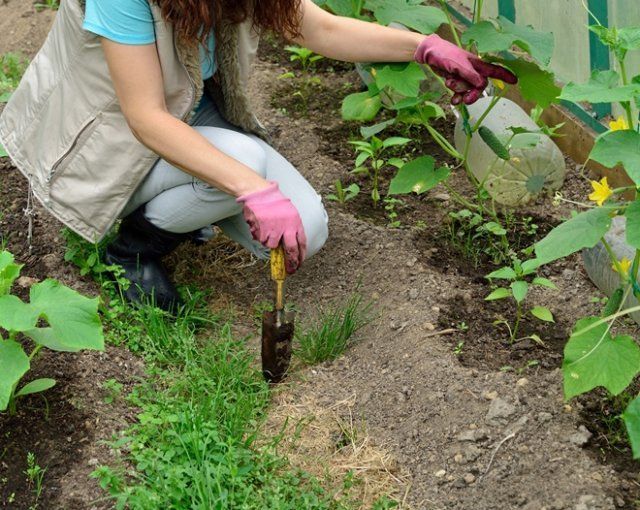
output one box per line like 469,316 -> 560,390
454,97 -> 566,207
582,216 -> 640,325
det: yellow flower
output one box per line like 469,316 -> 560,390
613,256 -> 632,275
491,78 -> 505,90
588,177 -> 613,206
609,116 -> 629,131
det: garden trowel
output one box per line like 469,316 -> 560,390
261,246 -> 295,383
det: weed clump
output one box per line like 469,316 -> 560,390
296,293 -> 373,365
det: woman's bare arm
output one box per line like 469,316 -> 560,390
101,39 -> 270,197
292,0 -> 423,63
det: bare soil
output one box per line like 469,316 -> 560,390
1,2 -> 639,509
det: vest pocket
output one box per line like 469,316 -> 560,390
48,115 -> 100,184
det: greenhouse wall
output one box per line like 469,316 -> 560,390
449,0 -> 640,122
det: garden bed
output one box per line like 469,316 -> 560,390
2,3 -> 640,510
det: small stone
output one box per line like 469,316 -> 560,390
431,306 -> 441,313
454,453 -> 464,464
482,391 -> 498,400
434,192 -> 451,202
486,398 -> 517,424
516,378 -> 529,387
408,288 -> 419,299
567,425 -> 592,447
537,412 -> 553,423
434,469 -> 446,478
424,322 -> 436,331
463,445 -> 483,462
463,473 -> 476,485
87,458 -> 99,466
457,429 -> 488,442
16,276 -> 38,288
591,472 -> 604,482
371,292 -> 380,300
563,404 -> 573,413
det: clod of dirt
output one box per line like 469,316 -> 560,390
486,397 -> 518,424
568,425 -> 594,447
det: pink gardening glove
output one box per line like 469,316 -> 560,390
414,34 -> 517,105
237,182 -> 307,274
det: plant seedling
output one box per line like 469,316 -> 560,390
0,250 -> 104,414
349,135 -> 409,206
485,257 -> 556,343
327,179 -> 360,203
102,379 -> 124,404
24,452 -> 46,507
280,45 -> 323,113
383,196 -> 403,227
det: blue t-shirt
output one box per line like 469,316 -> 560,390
83,0 -> 216,80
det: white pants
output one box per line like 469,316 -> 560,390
122,94 -> 329,259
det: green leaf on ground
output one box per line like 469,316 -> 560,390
626,200 -> 640,249
342,90 -> 382,121
531,277 -> 557,290
388,156 -> 450,195
15,378 -> 56,398
563,317 -> 640,400
0,295 -> 40,332
360,119 -> 395,139
560,70 -> 640,104
0,143 -> 7,158
511,281 -> 528,303
623,396 -> 640,459
590,130 -> 640,186
530,306 -> 554,322
365,0 -> 447,34
535,208 -> 613,265
486,288 -> 511,301
0,251 -> 22,296
463,16 -> 554,66
25,279 -> 104,352
486,267 -> 517,280
374,62 -> 425,97
0,340 -> 30,411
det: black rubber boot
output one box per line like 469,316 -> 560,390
104,207 -> 189,313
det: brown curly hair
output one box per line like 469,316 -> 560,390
154,0 -> 303,45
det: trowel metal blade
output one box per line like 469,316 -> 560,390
261,310 -> 295,383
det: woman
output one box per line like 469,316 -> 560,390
0,0 -> 516,311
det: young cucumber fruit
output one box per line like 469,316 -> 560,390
478,126 -> 510,161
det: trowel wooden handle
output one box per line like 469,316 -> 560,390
270,246 -> 286,282
271,246 -> 286,311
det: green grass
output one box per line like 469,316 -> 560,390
0,52 -> 28,102
63,231 -> 391,509
91,294 -> 363,509
61,233 -> 372,508
295,293 -> 373,365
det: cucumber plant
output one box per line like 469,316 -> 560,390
532,13 -> 640,459
328,0 -> 560,264
0,250 -> 104,414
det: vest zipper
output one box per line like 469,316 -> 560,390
48,116 -> 99,184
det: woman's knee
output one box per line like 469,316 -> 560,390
194,126 -> 268,178
302,194 -> 329,258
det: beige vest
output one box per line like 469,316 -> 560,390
0,0 -> 266,242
